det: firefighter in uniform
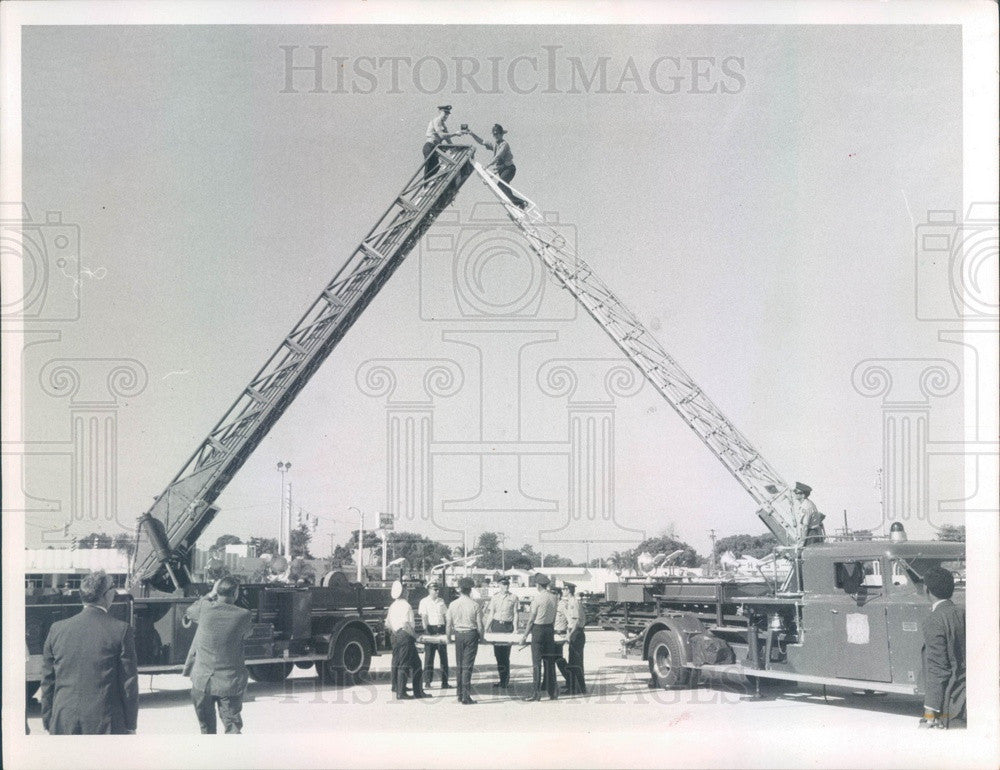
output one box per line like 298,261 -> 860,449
385,581 -> 428,700
547,582 -> 572,693
519,574 -> 559,701
793,482 -> 825,545
418,582 -> 450,689
563,582 -> 587,694
446,577 -> 484,705
484,577 -> 519,690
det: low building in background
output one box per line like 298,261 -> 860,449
25,549 -> 129,594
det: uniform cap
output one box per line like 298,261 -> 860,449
535,574 -> 550,587
563,582 -> 576,591
438,105 -> 452,112
390,580 -> 404,599
427,581 -> 440,590
793,482 -> 812,496
497,577 -> 510,585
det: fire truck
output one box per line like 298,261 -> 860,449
603,535 -> 964,695
26,140 -> 964,705
26,146 -> 479,696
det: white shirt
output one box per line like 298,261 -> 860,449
418,595 -> 447,626
426,114 -> 449,142
386,598 -> 415,635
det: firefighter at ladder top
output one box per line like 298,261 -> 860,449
422,105 -> 465,180
467,123 -> 528,209
793,482 -> 825,545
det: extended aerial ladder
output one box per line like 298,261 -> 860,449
470,162 -> 800,547
132,142 -> 802,595
130,145 -> 476,593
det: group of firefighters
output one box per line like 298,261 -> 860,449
385,573 -> 586,705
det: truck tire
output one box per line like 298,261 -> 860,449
319,627 -> 372,686
648,630 -> 691,689
248,663 -> 293,683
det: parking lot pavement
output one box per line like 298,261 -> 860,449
26,630 -> 928,737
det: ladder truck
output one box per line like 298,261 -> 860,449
26,143 -> 964,703
470,163 -> 964,699
27,144 -> 476,693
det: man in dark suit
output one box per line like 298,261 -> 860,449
920,566 -> 966,729
40,570 -> 138,734
183,576 -> 253,733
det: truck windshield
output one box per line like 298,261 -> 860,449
888,558 -> 966,593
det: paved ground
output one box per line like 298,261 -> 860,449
26,629 -> 927,731
23,630 -> 981,768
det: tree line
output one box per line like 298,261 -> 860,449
67,521 -> 968,581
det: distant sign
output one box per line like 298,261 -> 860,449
379,513 -> 394,530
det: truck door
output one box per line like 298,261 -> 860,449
828,559 -> 892,682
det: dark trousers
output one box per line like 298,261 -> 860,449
192,688 -> 243,734
496,165 -> 527,208
453,630 -> 479,701
567,628 -> 586,694
546,642 -> 570,692
390,630 -> 424,697
530,623 -> 557,699
423,624 -> 449,686
489,620 -> 513,686
422,141 -> 439,180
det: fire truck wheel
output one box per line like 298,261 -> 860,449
648,630 -> 691,688
320,627 -> 373,685
248,663 -> 293,682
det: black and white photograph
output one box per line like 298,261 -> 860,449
2,2 -> 997,768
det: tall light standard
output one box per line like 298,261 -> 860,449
277,461 -> 291,556
349,506 -> 363,583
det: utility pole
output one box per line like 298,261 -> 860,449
708,528 -> 717,576
286,482 -> 294,558
350,506 -> 363,583
499,533 -> 506,572
329,532 -> 336,559
381,529 -> 388,581
276,461 -> 291,556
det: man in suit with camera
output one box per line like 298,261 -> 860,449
41,570 -> 139,734
183,576 -> 254,733
919,566 -> 966,729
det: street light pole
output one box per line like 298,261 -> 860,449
350,506 -> 363,583
381,529 -> 388,582
276,462 -> 291,556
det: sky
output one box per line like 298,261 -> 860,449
18,23 -> 969,560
